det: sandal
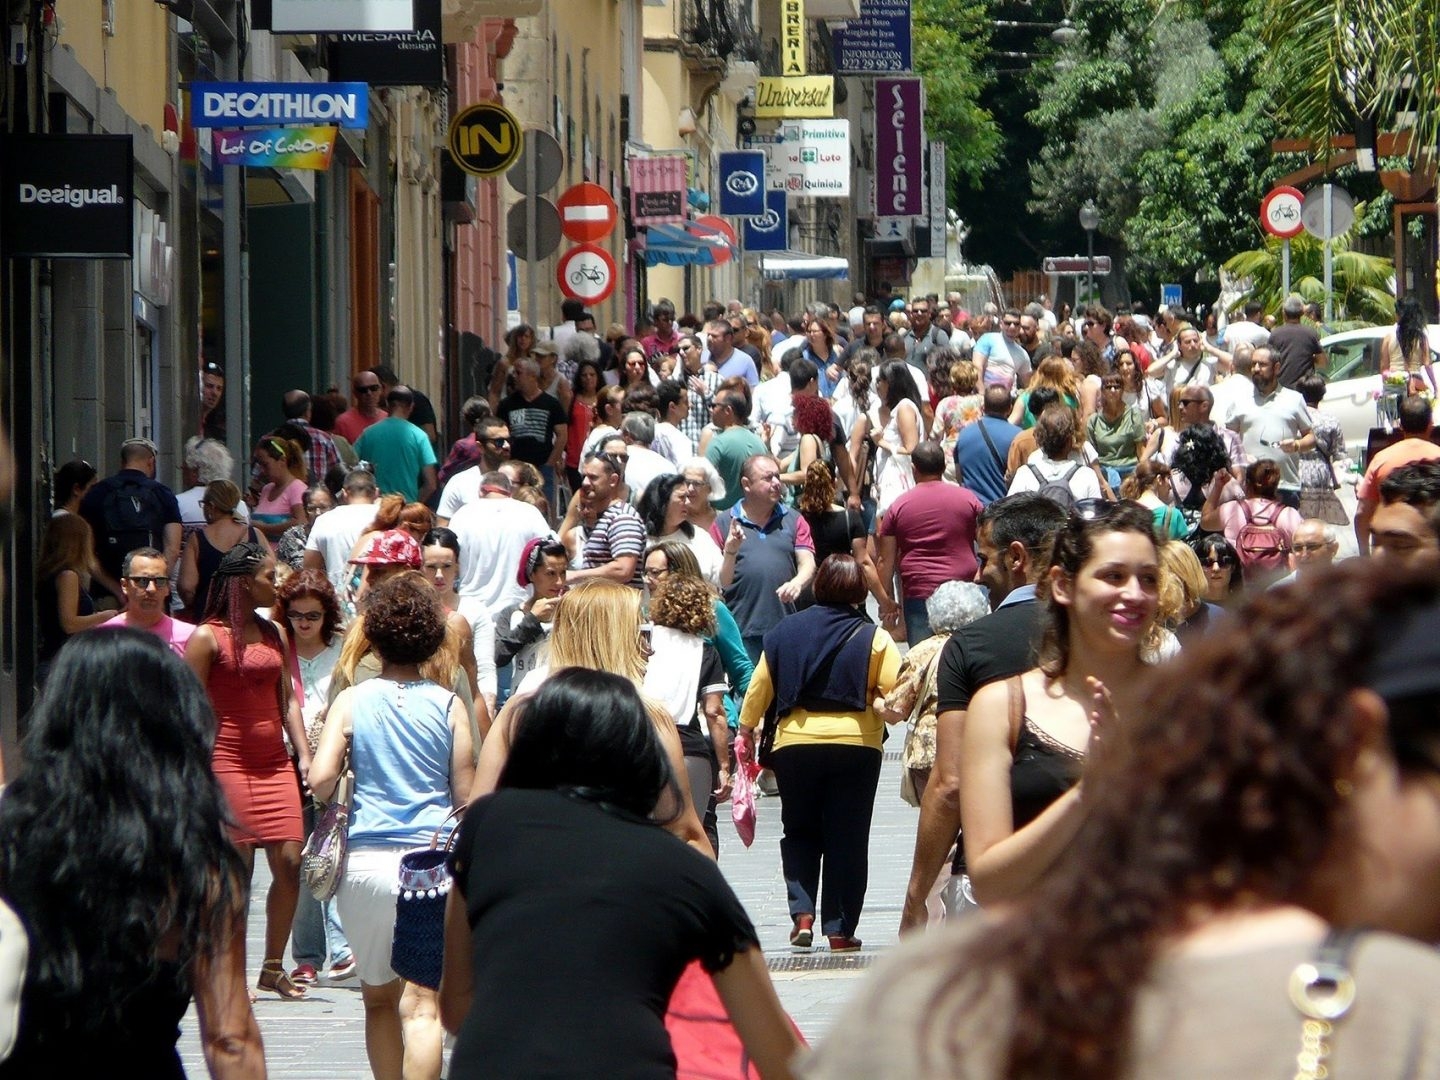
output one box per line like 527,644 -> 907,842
257,959 -> 308,999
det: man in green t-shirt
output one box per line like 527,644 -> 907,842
353,386 -> 439,502
704,387 -> 767,511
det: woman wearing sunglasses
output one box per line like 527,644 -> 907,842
1192,532 -> 1246,607
957,502 -> 1161,908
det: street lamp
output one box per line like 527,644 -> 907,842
1079,199 -> 1099,308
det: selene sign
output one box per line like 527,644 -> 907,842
191,83 -> 370,128
874,78 -> 923,217
1,133 -> 133,259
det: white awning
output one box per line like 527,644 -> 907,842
759,250 -> 850,281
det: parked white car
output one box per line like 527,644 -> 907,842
1320,324 -> 1440,465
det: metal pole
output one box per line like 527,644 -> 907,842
220,0 -> 247,465
1323,183 -> 1334,325
1281,237 -> 1291,299
525,144 -> 538,330
1085,228 -> 1094,308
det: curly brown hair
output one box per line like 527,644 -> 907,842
790,394 -> 834,440
362,571 -> 447,666
648,573 -> 717,637
925,560 -> 1440,1079
797,459 -> 836,517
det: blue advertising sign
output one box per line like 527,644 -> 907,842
832,0 -> 912,74
191,82 -> 370,129
718,151 -> 767,217
743,189 -> 788,252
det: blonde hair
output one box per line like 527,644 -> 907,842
1158,540 -> 1207,625
541,579 -> 646,686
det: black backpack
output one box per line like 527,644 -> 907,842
1028,462 -> 1082,511
99,477 -> 162,571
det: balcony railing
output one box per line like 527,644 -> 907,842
680,0 -> 761,64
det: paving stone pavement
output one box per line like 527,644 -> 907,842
177,752 -> 919,1075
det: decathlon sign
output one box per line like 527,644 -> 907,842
1,134 -> 133,259
191,83 -> 370,128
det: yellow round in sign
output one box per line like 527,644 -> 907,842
448,103 -> 523,177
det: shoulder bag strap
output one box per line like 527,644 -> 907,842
976,419 -> 1007,473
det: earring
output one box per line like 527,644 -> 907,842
1334,778 -> 1355,798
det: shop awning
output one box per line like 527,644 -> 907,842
639,221 -> 735,267
760,250 -> 850,280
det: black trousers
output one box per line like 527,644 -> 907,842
770,743 -> 883,937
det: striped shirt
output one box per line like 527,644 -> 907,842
582,500 -> 647,588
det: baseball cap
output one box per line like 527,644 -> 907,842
350,529 -> 423,569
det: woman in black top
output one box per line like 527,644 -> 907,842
959,502 -> 1162,906
439,669 -> 799,1079
795,460 -> 888,611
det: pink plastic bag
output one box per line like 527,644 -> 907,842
731,733 -> 761,847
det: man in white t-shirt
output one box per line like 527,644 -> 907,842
302,469 -> 380,590
1151,326 -> 1219,398
436,417 -> 513,521
1222,301 -> 1271,352
1226,347 -> 1314,506
451,471 -> 552,621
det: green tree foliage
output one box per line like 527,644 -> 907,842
1223,226 -> 1396,324
911,0 -> 1003,193
1026,0 -> 1281,295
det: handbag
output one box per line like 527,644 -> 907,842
390,804 -> 467,991
299,748 -> 352,902
731,743 -> 761,847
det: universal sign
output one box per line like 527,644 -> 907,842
190,83 -> 370,129
1,133 -> 133,259
754,76 -> 834,119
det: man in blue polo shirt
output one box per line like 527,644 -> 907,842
711,454 -> 816,661
954,386 -> 1022,504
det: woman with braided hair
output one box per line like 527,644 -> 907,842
186,540 -> 312,1000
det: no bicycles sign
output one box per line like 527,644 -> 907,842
556,243 -> 617,305
1260,185 -> 1305,239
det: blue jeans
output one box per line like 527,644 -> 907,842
902,598 -> 932,646
291,801 -> 352,969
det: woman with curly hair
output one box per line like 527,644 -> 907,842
273,568 -> 355,988
0,630 -> 262,1075
779,393 -> 836,495
807,560 -> 1440,1079
310,573 -> 474,1080
956,502 -> 1160,907
796,460 -> 888,611
644,572 -> 731,855
186,541 -> 311,1000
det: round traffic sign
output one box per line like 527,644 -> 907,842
1301,184 -> 1355,240
556,182 -> 619,243
448,103 -> 522,177
694,215 -> 737,267
556,243 -> 617,305
1259,185 -> 1305,238
506,130 -> 564,196
506,197 -> 562,261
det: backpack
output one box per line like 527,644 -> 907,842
1028,462 -> 1082,511
1234,500 -> 1289,571
99,477 -> 162,570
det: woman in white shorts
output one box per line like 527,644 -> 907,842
311,572 -> 476,1080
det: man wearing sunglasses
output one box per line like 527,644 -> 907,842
333,369 -> 389,444
99,547 -> 195,657
437,417 -> 514,522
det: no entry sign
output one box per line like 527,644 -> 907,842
556,182 -> 618,243
557,243 -> 617,305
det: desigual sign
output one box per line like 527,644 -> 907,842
1,134 -> 133,259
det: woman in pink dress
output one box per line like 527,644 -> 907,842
186,541 -> 312,999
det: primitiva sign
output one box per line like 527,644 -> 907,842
1,134 -> 133,259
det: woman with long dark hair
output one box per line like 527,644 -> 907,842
1380,293 -> 1437,394
870,360 -> 924,517
565,358 -> 604,490
638,472 -> 723,585
440,669 -> 800,1079
186,541 -> 311,1000
957,502 -> 1160,906
806,561 -> 1440,1079
34,513 -> 111,685
1192,532 -> 1245,606
310,573 -> 476,1080
737,555 -> 903,951
0,630 -> 261,1076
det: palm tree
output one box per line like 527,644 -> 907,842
1262,0 -> 1439,167
1223,230 -> 1395,327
